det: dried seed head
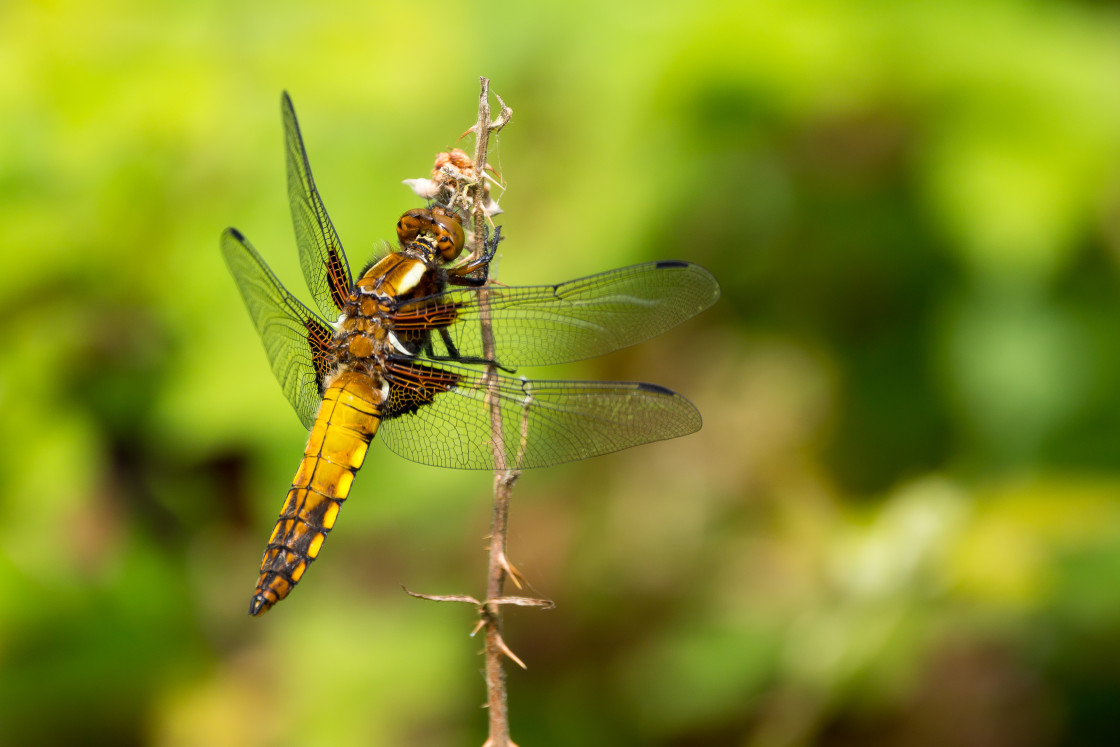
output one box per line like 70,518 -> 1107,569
403,148 -> 503,217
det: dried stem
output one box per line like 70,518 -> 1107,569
471,76 -> 518,747
403,77 -> 528,747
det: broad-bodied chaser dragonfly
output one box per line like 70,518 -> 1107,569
221,93 -> 720,615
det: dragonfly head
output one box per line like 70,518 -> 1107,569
396,206 -> 465,263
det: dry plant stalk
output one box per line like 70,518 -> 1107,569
404,77 -> 554,747
472,76 -> 518,747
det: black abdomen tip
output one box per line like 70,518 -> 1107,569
248,594 -> 269,616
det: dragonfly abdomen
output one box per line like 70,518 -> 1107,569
249,371 -> 384,615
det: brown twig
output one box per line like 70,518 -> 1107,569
467,78 -> 511,261
471,77 -> 520,747
402,77 -> 527,747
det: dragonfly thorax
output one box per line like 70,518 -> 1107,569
332,250 -> 445,372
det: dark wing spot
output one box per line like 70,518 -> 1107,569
326,246 -> 350,310
381,361 -> 461,419
635,381 -> 675,396
655,260 -> 689,269
390,301 -> 462,331
303,318 -> 335,390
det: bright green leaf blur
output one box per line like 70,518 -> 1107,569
3,0 -> 1120,744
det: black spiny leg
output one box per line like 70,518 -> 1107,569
447,225 -> 502,287
421,225 -> 511,369
421,327 -> 516,373
438,327 -> 461,358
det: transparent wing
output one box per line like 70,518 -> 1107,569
221,227 -> 334,429
378,360 -> 701,470
390,261 -> 720,368
282,91 -> 353,318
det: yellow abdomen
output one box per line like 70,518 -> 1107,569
249,371 -> 382,615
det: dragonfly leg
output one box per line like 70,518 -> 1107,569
438,326 -> 461,358
421,330 -> 517,373
447,225 -> 502,287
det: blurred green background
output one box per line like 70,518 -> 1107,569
4,0 -> 1120,744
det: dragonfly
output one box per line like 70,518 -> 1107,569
221,93 -> 720,616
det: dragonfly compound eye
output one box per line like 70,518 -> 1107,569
430,207 -> 465,261
396,208 -> 431,245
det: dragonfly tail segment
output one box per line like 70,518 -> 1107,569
249,372 -> 383,615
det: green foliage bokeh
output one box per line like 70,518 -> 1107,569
3,1 -> 1120,744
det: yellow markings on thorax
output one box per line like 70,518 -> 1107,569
392,260 -> 428,296
356,254 -> 404,293
355,254 -> 428,300
359,297 -> 380,317
348,335 -> 375,359
249,371 -> 385,615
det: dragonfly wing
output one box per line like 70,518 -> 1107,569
221,227 -> 334,429
391,261 -> 720,368
282,92 -> 353,318
378,360 -> 701,470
